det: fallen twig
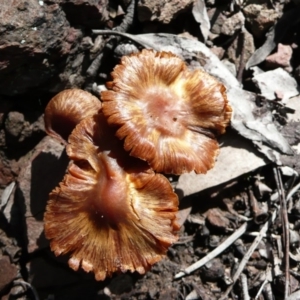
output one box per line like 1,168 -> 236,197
237,29 -> 245,83
240,273 -> 250,300
87,0 -> 136,79
92,29 -> 150,48
274,166 -> 290,299
255,265 -> 273,300
174,221 -> 249,279
220,210 -> 277,300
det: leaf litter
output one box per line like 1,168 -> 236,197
1,0 -> 300,299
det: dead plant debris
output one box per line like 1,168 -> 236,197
1,0 -> 300,299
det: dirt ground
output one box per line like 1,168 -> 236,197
1,0 -> 300,299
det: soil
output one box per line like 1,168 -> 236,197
1,0 -> 300,299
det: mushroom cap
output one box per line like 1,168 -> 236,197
44,89 -> 101,144
101,49 -> 232,174
44,113 -> 179,281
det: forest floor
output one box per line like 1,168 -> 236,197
1,0 -> 300,299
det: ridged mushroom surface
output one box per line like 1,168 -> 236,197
44,114 -> 179,281
102,49 -> 232,174
44,89 -> 101,144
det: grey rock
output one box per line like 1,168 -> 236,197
0,0 -> 108,96
137,0 -> 193,24
16,136 -> 68,253
207,7 -> 227,35
221,11 -> 245,36
265,43 -> 293,72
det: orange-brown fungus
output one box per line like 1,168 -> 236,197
101,49 -> 232,174
44,113 -> 179,281
44,89 -> 101,143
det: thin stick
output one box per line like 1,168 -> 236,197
255,278 -> 268,300
114,0 -> 136,33
255,266 -> 272,299
86,0 -> 136,79
274,166 -> 290,299
263,283 -> 274,300
237,29 -> 245,83
174,221 -> 249,279
220,210 -> 277,300
241,273 -> 250,300
92,30 -> 147,47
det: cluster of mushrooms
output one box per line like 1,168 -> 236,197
43,49 -> 232,281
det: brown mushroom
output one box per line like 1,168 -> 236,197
44,89 -> 101,144
101,49 -> 232,174
44,113 -> 179,281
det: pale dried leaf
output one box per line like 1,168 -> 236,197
192,0 -> 210,41
246,7 -> 300,69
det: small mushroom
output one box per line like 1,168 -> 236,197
44,113 -> 179,281
101,49 -> 232,174
44,89 -> 101,144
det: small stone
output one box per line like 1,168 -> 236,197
201,258 -> 225,282
274,274 -> 299,294
4,112 -> 25,138
208,235 -> 220,248
290,230 -> 300,248
210,46 -> 225,60
250,250 -> 261,260
243,4 -> 279,38
254,259 -> 268,270
207,7 -> 227,35
158,287 -> 178,299
0,255 -> 18,292
80,36 -> 94,50
206,208 -> 230,231
265,43 -> 293,72
221,11 -> 245,36
0,152 -> 19,187
234,239 -> 247,256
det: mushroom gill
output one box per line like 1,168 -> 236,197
44,113 -> 179,281
44,89 -> 101,144
101,49 -> 232,174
